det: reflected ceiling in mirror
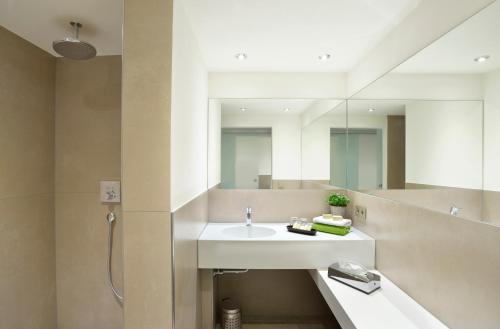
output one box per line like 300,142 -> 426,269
344,1 -> 500,225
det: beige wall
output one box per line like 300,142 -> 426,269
172,192 -> 209,329
348,190 -> 500,329
482,190 -> 500,225
122,0 -> 174,327
54,56 -> 123,329
0,26 -> 57,329
208,189 -> 333,222
368,185 -> 483,222
218,270 -> 338,326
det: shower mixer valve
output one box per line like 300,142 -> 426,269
100,180 -> 121,203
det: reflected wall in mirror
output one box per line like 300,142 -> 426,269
301,101 -> 347,189
347,99 -> 483,193
345,0 -> 500,225
208,98 -> 345,189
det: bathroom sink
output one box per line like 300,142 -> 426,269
222,225 -> 276,238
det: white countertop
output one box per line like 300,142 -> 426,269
198,222 -> 371,242
198,222 -> 375,269
309,269 -> 448,329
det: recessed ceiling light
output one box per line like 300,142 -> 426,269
235,53 -> 248,60
368,108 -> 375,112
318,54 -> 331,61
240,107 -> 247,112
283,108 -> 290,112
474,55 -> 490,63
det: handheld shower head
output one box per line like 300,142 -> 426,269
53,22 -> 97,60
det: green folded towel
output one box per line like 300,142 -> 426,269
312,223 -> 351,236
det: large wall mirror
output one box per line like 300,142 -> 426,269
208,98 -> 345,190
344,0 -> 500,225
207,1 -> 500,226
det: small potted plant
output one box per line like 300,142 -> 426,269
327,193 -> 350,217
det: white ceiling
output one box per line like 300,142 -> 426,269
346,99 -> 408,115
0,0 -> 122,57
221,99 -> 318,115
181,0 -> 420,72
395,0 -> 500,74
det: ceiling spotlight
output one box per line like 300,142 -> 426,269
240,107 -> 247,112
283,108 -> 290,112
368,108 -> 375,112
474,55 -> 490,63
235,53 -> 248,60
318,53 -> 331,61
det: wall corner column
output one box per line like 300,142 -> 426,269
122,0 -> 174,328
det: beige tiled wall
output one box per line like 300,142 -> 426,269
208,189 -> 334,222
367,187 -> 483,222
481,190 -> 500,225
0,26 -> 57,329
172,192 -> 209,329
217,270 -> 338,326
347,190 -> 500,329
54,56 -> 123,329
122,0 -> 174,327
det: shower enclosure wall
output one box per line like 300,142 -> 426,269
0,25 -> 123,329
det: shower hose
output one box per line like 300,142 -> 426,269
106,212 -> 124,302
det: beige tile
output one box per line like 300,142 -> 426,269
0,195 -> 57,329
123,211 -> 172,329
482,190 -> 500,225
0,26 -> 55,199
209,189 -> 335,222
201,269 -> 215,329
55,56 -> 121,194
371,183 -> 484,221
218,270 -> 334,324
55,193 -> 123,329
348,190 -> 500,329
122,0 -> 173,212
173,192 -> 208,329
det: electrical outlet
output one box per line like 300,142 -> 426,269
354,205 -> 367,224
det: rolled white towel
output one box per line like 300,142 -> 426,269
313,216 -> 352,227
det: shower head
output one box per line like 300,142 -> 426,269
53,22 -> 97,60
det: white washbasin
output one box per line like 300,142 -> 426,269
222,225 -> 276,238
198,223 -> 375,269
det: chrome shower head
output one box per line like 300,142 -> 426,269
53,22 -> 97,60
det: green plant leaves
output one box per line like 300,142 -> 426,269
327,193 -> 350,207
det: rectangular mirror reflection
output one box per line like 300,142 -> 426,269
342,0 -> 500,225
208,98 -> 346,189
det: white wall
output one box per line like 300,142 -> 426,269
208,99 -> 221,188
222,114 -> 301,180
483,69 -> 500,191
301,111 -> 346,181
209,73 -> 347,99
301,99 -> 345,127
301,112 -> 386,186
406,100 -> 483,189
171,0 -> 208,211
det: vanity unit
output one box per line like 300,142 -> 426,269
199,222 -> 447,329
198,223 -> 375,269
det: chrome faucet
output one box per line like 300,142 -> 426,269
450,205 -> 460,216
245,207 -> 252,226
